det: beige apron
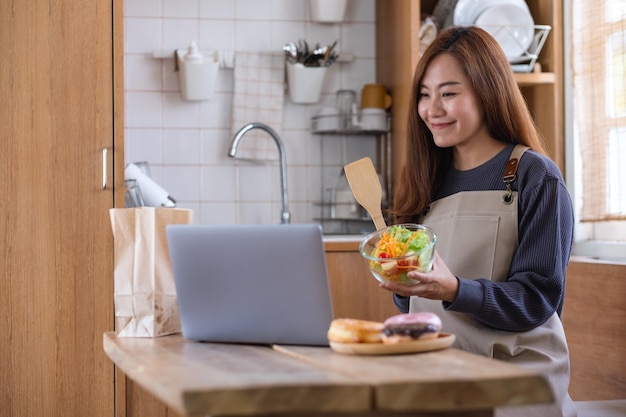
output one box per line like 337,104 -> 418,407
410,145 -> 577,417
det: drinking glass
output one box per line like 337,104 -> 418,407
335,89 -> 356,130
125,179 -> 145,208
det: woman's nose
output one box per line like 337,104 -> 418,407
427,96 -> 444,118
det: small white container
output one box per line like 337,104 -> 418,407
176,41 -> 219,101
360,108 -> 388,131
310,0 -> 348,23
286,62 -> 327,104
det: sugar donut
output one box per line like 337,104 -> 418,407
327,318 -> 384,344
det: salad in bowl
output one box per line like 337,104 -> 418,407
359,224 -> 437,286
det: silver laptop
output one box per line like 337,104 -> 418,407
166,223 -> 334,346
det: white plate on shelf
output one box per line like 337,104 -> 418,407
474,3 -> 534,60
453,0 -> 530,27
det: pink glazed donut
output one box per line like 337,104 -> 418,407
382,312 -> 442,344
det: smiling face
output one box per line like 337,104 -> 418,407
417,53 -> 491,151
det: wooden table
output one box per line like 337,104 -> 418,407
103,332 -> 553,417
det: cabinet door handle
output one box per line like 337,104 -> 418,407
102,147 -> 108,190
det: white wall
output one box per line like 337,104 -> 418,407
123,0 -> 378,231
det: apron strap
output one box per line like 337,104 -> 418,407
502,145 -> 529,204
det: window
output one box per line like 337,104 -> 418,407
568,0 -> 626,261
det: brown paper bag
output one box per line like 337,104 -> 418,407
109,207 -> 193,337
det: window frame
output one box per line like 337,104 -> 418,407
564,0 -> 626,263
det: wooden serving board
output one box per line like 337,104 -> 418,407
329,333 -> 455,355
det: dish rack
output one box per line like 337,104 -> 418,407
508,25 -> 552,73
310,114 -> 390,134
477,25 -> 551,73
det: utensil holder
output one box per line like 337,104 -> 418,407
176,49 -> 219,101
309,0 -> 347,23
286,62 -> 327,104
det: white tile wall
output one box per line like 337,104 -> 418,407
124,0 -> 379,230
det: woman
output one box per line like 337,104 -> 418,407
381,26 -> 577,417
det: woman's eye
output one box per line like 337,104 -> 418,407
419,92 -> 429,99
442,91 -> 457,97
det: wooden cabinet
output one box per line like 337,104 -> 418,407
325,240 -> 400,321
0,1 -> 124,416
376,0 -> 565,174
562,259 -> 626,400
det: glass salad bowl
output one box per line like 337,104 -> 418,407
359,224 -> 437,286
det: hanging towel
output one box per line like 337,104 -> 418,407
230,52 -> 285,161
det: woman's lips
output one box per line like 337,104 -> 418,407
429,122 -> 453,130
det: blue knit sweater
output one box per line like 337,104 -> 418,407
393,144 -> 574,332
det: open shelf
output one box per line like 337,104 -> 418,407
514,72 -> 556,86
311,114 -> 390,135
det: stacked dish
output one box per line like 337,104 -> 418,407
453,0 -> 535,62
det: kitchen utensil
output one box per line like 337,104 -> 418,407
323,40 -> 337,66
302,43 -> 326,66
298,39 -> 309,60
282,42 -> 298,63
343,157 -> 387,231
284,39 -> 338,67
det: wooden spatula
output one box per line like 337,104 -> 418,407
344,157 -> 387,231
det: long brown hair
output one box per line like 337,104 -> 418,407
391,26 -> 546,223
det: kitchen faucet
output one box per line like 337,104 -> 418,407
228,123 -> 291,224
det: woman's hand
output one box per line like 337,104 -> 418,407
379,251 -> 459,302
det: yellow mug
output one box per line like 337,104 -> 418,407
361,83 -> 392,109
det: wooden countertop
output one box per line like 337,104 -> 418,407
103,332 -> 554,417
323,235 -> 362,252
274,344 -> 554,412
